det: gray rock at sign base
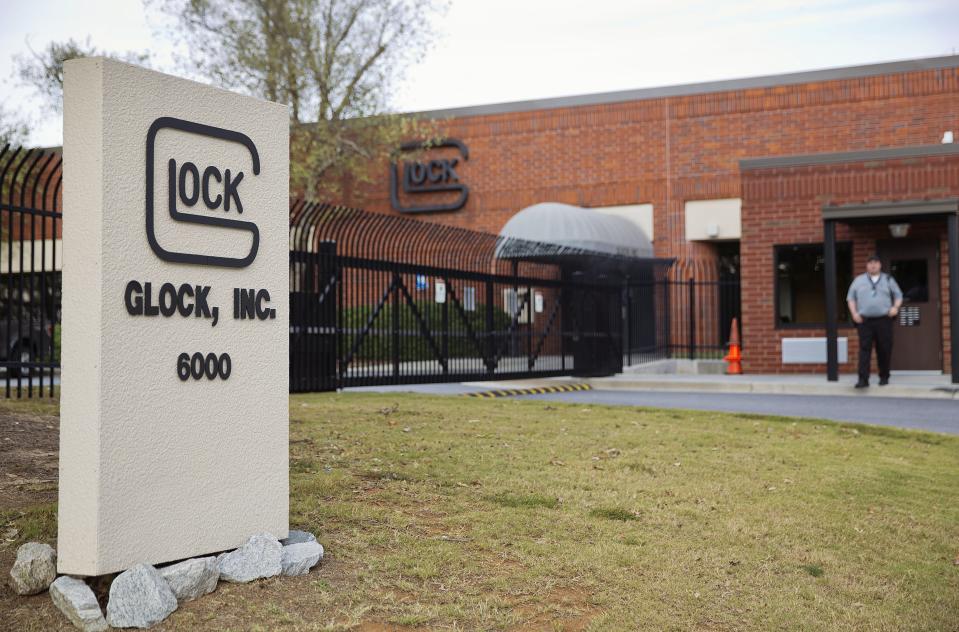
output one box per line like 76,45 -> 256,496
280,540 -> 324,576
280,530 -> 316,546
10,541 -> 57,595
106,564 -> 178,629
158,556 -> 219,603
217,533 -> 282,583
49,576 -> 108,632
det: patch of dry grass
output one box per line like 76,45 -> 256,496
2,392 -> 958,630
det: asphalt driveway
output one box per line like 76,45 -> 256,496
515,389 -> 959,435
347,383 -> 959,434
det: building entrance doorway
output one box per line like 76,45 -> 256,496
878,239 -> 942,371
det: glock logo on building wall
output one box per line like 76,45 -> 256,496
389,139 -> 469,214
146,117 -> 260,267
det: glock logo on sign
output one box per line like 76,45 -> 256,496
389,139 -> 469,214
146,117 -> 260,268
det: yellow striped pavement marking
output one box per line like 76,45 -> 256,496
465,384 -> 592,398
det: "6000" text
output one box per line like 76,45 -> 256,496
177,352 -> 232,381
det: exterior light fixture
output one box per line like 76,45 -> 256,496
889,223 -> 910,238
942,131 -> 954,144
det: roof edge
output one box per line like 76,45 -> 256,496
740,143 -> 959,170
413,54 -> 959,120
823,198 -> 959,220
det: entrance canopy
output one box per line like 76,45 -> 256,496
495,202 -> 654,260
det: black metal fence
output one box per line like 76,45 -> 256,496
1,146 -> 62,398
621,274 -> 671,365
0,146 -> 741,398
621,276 -> 741,365
289,202 -> 634,391
663,276 -> 741,360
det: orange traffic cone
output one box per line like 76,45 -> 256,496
723,317 -> 742,375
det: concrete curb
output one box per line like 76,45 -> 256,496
584,377 -> 959,400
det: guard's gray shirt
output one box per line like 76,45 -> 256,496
846,273 -> 903,318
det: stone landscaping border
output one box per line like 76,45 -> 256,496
8,531 -> 323,630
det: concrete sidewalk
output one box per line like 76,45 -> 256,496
458,372 -> 959,400
586,372 -> 959,399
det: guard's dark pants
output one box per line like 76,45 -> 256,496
857,316 -> 894,382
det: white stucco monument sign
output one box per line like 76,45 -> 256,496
59,58 -> 289,575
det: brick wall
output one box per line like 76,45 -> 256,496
351,64 -> 959,274
740,154 -> 959,374
338,62 -> 959,375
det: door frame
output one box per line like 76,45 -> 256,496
877,238 -> 943,372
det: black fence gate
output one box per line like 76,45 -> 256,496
289,202 -> 634,391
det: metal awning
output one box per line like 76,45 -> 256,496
495,202 -> 654,259
822,199 -> 959,222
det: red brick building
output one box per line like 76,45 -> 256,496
355,55 -> 959,379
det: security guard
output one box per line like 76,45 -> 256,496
846,255 -> 903,388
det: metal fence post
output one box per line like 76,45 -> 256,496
688,277 -> 696,360
663,278 -> 671,359
486,280 -> 494,372
335,241 -> 344,386
527,283 -> 533,370
949,213 -> 959,384
560,285 -> 566,371
441,276 -> 449,375
392,273 -> 400,380
320,240 -> 337,392
511,260 -> 519,360
623,276 -> 631,366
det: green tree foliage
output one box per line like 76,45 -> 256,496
0,105 -> 29,148
156,0 -> 447,197
14,37 -> 151,114
8,37 -> 146,218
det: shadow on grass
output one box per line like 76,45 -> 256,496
357,470 -> 420,483
486,493 -> 559,509
589,507 -> 640,521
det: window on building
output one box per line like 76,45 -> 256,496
889,259 -> 929,303
775,243 -> 852,326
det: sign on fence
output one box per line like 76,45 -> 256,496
463,286 -> 476,312
58,58 -> 289,575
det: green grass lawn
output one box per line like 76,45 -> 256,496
2,393 -> 959,630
